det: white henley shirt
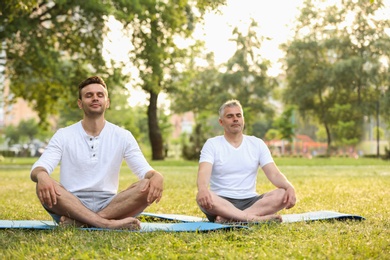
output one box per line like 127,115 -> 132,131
31,121 -> 153,194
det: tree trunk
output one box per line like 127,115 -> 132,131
147,91 -> 164,160
325,122 -> 332,156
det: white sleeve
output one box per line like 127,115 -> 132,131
258,138 -> 274,168
123,131 -> 153,179
199,139 -> 214,164
30,129 -> 63,176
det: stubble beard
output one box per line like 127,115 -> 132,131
83,106 -> 105,119
229,124 -> 243,134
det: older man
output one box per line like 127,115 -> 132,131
196,99 -> 296,223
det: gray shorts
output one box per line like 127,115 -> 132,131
200,194 -> 265,222
44,191 -> 115,223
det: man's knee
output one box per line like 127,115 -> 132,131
126,179 -> 150,198
265,188 -> 286,205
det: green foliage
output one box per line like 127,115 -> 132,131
0,1 -> 128,127
18,119 -> 38,142
169,19 -> 277,144
169,50 -> 222,117
329,104 -> 362,146
111,0 -> 226,159
220,20 -> 277,135
181,123 -> 209,161
316,125 -> 328,142
264,128 -> 281,141
373,126 -> 384,140
283,0 -> 390,153
252,118 -> 273,139
4,119 -> 49,146
1,0 -> 227,159
0,158 -> 389,259
272,106 -> 296,142
4,125 -> 19,145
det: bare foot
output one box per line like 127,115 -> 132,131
215,214 -> 282,223
106,217 -> 141,230
254,214 -> 283,223
215,215 -> 229,223
59,216 -> 141,230
59,216 -> 88,227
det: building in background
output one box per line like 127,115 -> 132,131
0,78 -> 39,129
170,112 -> 194,139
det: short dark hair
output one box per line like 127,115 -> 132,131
78,76 -> 108,99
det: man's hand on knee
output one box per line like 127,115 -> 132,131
283,186 -> 296,209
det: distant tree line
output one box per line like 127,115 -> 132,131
1,0 -> 389,159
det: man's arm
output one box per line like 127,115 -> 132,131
196,162 -> 213,209
262,162 -> 296,209
31,166 -> 61,208
143,170 -> 164,204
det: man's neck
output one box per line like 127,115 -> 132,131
81,117 -> 105,137
224,133 -> 243,148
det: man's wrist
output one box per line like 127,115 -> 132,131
32,169 -> 48,182
198,186 -> 208,192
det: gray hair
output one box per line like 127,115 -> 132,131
218,99 -> 243,119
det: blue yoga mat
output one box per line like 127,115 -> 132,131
0,220 -> 246,232
0,211 -> 364,232
141,211 -> 365,223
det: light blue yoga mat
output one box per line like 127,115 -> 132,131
0,211 -> 364,232
281,211 -> 365,222
0,220 -> 246,232
141,212 -> 205,222
141,211 -> 365,223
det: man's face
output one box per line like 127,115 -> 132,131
77,83 -> 110,117
219,105 -> 245,134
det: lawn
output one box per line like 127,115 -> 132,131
0,157 -> 389,259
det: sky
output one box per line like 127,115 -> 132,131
104,0 -> 306,106
103,0 -> 389,106
195,0 -> 305,75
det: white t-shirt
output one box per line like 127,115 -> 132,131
199,135 -> 274,199
31,121 -> 153,194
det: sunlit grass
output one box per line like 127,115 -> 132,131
0,158 -> 389,259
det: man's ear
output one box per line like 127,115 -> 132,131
106,98 -> 110,109
77,99 -> 83,109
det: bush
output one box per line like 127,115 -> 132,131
383,147 -> 390,160
0,150 -> 17,157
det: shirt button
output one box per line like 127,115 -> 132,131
90,138 -> 92,141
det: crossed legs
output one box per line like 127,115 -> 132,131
39,179 -> 150,230
199,188 -> 288,223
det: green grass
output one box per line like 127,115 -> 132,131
1,158 -> 389,259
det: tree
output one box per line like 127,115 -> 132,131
18,118 -> 39,143
168,20 -> 278,157
169,49 -> 222,117
220,20 -> 277,135
330,104 -> 360,147
170,20 -> 277,137
272,106 -> 296,142
1,1 -> 227,160
4,125 -> 19,145
1,1 -> 128,127
113,0 -> 226,160
283,0 -> 390,155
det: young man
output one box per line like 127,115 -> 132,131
196,100 -> 296,223
30,76 -> 163,230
